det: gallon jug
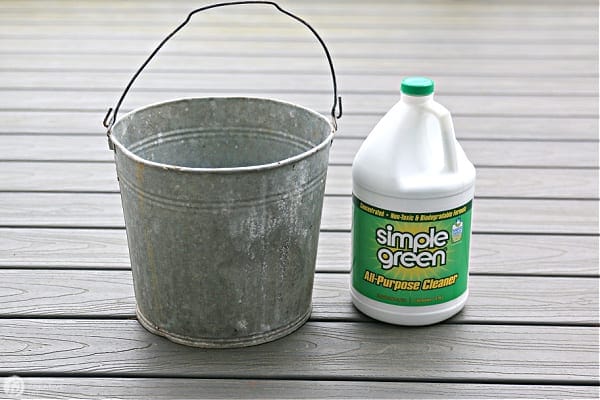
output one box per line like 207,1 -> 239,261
351,77 -> 476,325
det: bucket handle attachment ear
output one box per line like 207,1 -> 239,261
103,1 -> 343,149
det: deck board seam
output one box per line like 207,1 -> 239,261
1,371 -> 598,387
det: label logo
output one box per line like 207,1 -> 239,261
376,224 -> 449,269
352,197 -> 472,306
452,218 -> 464,242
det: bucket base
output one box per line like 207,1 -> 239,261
136,305 -> 312,348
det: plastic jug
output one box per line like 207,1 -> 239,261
351,77 -> 476,325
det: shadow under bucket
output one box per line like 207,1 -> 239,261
110,97 -> 334,347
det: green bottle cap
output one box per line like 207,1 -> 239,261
401,76 -> 434,96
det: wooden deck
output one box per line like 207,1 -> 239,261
1,0 -> 598,398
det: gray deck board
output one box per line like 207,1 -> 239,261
1,270 -> 597,325
2,54 -> 596,76
1,135 -> 598,167
1,193 -> 595,234
322,197 -> 598,234
0,0 -> 598,397
1,162 -> 598,200
2,71 -> 597,95
1,90 -> 597,117
1,229 -> 597,276
1,320 -> 597,383
1,18 -> 594,39
0,44 -> 596,62
2,112 -> 597,141
0,26 -> 595,43
9,378 -> 600,400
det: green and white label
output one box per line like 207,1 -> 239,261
352,196 -> 472,307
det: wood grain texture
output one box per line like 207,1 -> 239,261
325,166 -> 599,199
312,274 -> 599,324
0,228 -> 132,269
334,115 -> 600,140
0,23 -> 594,44
3,0 -> 597,12
0,192 -> 125,228
0,0 -> 597,392
0,270 -> 597,325
1,112 -> 597,141
1,135 -> 597,168
320,197 -> 598,234
0,320 -> 597,382
315,231 -> 600,276
0,269 -> 135,317
2,54 -> 596,76
2,71 -> 597,96
0,162 -> 120,193
0,90 -> 597,118
3,9 -> 594,25
0,41 -> 597,61
8,377 -> 599,400
1,2 -> 596,29
1,162 -> 597,200
0,193 -> 596,234
2,2 -> 596,19
1,229 -> 597,276
329,138 -> 599,167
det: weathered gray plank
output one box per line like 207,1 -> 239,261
2,3 -> 596,21
0,0 -> 597,395
0,135 -> 112,162
1,162 -> 597,200
321,197 -> 598,234
1,135 -> 597,168
7,377 -> 599,400
0,269 -> 134,317
2,1 -> 596,16
1,229 -> 597,276
1,90 -> 596,117
479,167 -> 598,199
0,319 -> 597,383
325,166 -> 599,199
0,193 -> 126,228
312,274 -> 599,324
1,2 -> 596,27
336,115 -> 600,140
0,228 -> 131,269
0,193 -> 596,234
1,71 -> 597,96
0,162 -> 119,193
1,112 -> 596,141
330,138 -> 599,167
1,55 -> 596,76
0,23 -> 595,43
3,5 -> 594,22
1,40 -> 596,59
0,270 -> 597,325
3,0 -> 597,14
315,232 -> 600,275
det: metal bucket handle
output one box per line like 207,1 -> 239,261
103,0 -> 343,148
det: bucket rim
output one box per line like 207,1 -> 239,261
109,96 -> 334,174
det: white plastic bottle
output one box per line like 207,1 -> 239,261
351,77 -> 476,325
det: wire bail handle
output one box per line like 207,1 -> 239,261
103,0 -> 343,148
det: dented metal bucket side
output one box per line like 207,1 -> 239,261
111,97 -> 333,347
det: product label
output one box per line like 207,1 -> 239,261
352,196 -> 472,307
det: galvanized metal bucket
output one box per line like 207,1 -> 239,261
103,2 -> 342,348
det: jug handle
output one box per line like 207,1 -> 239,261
103,1 -> 342,150
422,101 -> 459,173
